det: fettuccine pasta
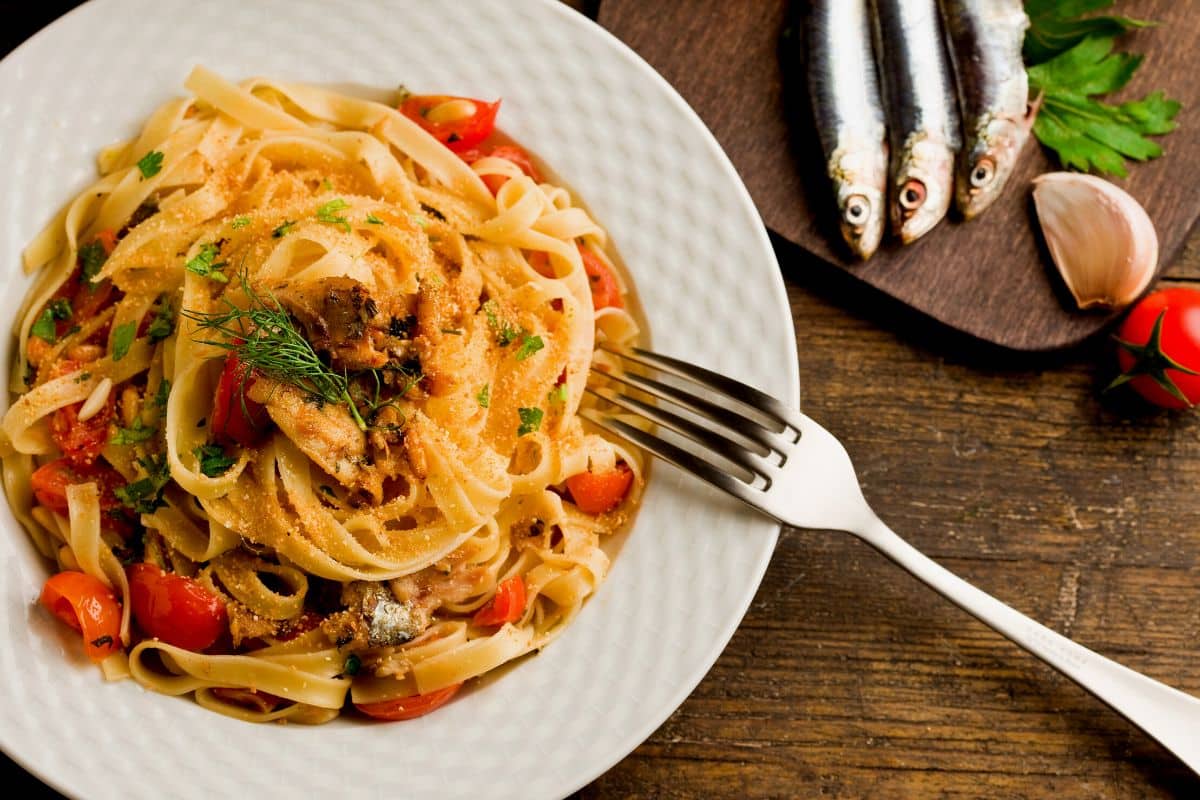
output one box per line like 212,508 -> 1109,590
2,67 -> 644,724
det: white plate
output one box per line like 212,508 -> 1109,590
0,1 -> 798,797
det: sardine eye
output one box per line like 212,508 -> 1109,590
843,195 -> 870,226
898,179 -> 926,211
970,157 -> 996,188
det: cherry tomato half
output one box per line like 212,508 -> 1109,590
127,562 -> 228,651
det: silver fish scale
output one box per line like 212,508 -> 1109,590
872,0 -> 961,151
940,0 -> 1028,124
807,0 -> 886,159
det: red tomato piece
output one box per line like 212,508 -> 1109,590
472,576 -> 527,627
565,462 -> 634,514
50,395 -> 115,467
211,352 -> 272,447
31,457 -> 130,529
476,144 -> 542,195
127,562 -> 228,651
39,571 -> 123,662
1112,287 -> 1200,409
354,683 -> 464,721
400,95 -> 499,153
578,245 -> 623,311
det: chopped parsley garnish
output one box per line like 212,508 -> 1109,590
316,198 -> 351,232
153,378 -> 171,410
231,216 -> 251,230
476,383 -> 490,409
114,455 -> 170,515
321,177 -> 334,191
549,383 -> 568,404
440,328 -> 463,336
366,213 -> 384,225
78,241 -> 108,285
517,407 -> 543,437
111,321 -> 136,362
342,654 -> 361,676
31,299 -> 71,343
184,243 -> 229,283
272,220 -> 297,238
77,372 -> 92,383
193,443 -> 236,477
515,334 -> 544,361
136,150 -> 164,179
483,300 -> 520,347
112,417 -> 156,446
146,301 -> 175,343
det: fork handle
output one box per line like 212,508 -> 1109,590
858,514 -> 1200,774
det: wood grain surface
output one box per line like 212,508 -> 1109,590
4,3 -> 1200,800
598,0 -> 1200,352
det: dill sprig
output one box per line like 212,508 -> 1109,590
182,274 -> 370,431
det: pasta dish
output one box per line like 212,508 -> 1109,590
1,66 -> 642,723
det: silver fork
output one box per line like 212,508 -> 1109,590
582,343 -> 1200,775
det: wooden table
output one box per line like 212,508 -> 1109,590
5,3 -> 1200,798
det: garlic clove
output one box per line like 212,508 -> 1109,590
1032,172 -> 1158,311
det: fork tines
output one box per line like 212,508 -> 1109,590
581,343 -> 802,501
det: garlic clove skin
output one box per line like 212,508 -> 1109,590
1032,172 -> 1158,311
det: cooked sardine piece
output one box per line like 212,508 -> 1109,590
871,0 -> 961,243
805,0 -> 889,259
939,0 -> 1035,219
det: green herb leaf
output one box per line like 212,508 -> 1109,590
112,321 -> 136,361
316,198 -> 351,233
483,300 -> 520,347
1027,35 -> 1181,177
136,150 -> 164,179
476,383 -> 490,409
31,309 -> 57,342
321,178 -> 334,191
1024,0 -> 1153,66
366,213 -> 384,225
517,406 -> 543,437
231,216 -> 251,230
548,383 -> 568,404
193,443 -> 237,477
146,301 -> 175,343
112,417 -> 156,446
440,328 -> 463,336
273,220 -> 297,238
78,241 -> 108,285
185,243 -> 229,283
115,455 -> 170,515
515,334 -> 544,361
154,378 -> 171,410
342,653 -> 361,676
48,298 -> 73,321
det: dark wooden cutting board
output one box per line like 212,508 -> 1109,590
598,0 -> 1199,351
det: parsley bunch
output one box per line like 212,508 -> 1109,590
1025,0 -> 1180,177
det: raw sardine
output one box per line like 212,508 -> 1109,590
806,0 -> 888,260
871,0 -> 961,243
939,0 -> 1034,219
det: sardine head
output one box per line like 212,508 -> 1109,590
891,138 -> 954,244
957,113 -> 1035,220
836,185 -> 885,260
832,144 -> 888,260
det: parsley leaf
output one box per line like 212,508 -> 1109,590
154,378 -> 171,410
31,309 -> 57,342
515,334 -> 544,361
146,301 -> 175,343
321,177 -> 334,191
193,443 -> 236,477
112,321 -> 136,361
112,417 -> 156,446
1027,36 -> 1180,177
476,383 -> 490,409
273,220 -> 297,238
231,216 -> 251,230
48,298 -> 73,321
483,300 -> 520,347
517,406 -> 543,437
136,150 -> 164,179
78,241 -> 108,285
366,213 -> 384,225
342,653 -> 361,676
1024,0 -> 1152,66
114,455 -> 170,515
548,383 -> 568,404
317,198 -> 351,232
185,243 -> 229,283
